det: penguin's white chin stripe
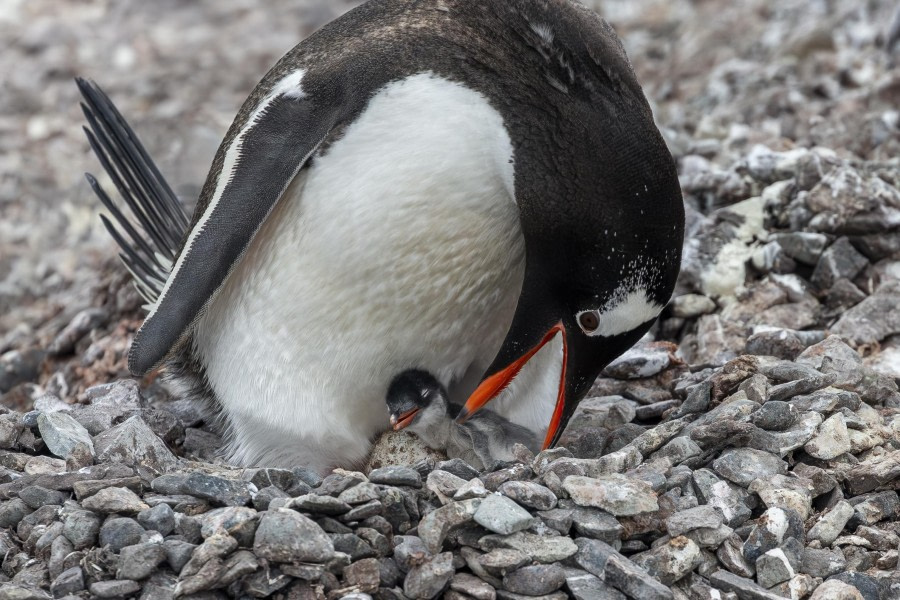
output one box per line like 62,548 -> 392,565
577,288 -> 664,337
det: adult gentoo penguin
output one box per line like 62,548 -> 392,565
79,0 -> 684,473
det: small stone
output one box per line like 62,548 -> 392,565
474,493 -> 534,535
436,459 -> 480,481
747,474 -> 814,519
180,533 -> 237,577
36,412 -> 94,461
417,498 -> 480,554
653,436 -> 702,464
199,506 -> 258,546
755,548 -> 794,588
563,474 -> 657,516
634,536 -> 701,586
666,505 -> 725,537
708,570 -> 784,600
81,486 -> 148,514
17,486 -> 68,509
848,490 -> 900,528
671,294 -> 717,318
808,579 -> 864,600
454,478 -> 490,501
426,470 -> 467,503
771,232 -> 829,265
0,499 -> 33,528
712,448 -> 787,487
810,237 -> 869,290
403,551 -> 454,600
742,508 -> 804,563
117,542 -> 166,580
338,482 -> 380,505
503,564 -> 566,595
808,501 -> 854,545
603,343 -> 674,379
480,532 -> 577,563
801,547 -> 847,578
804,413 -> 852,460
343,558 -> 381,594
137,503 -> 175,536
369,466 -> 422,487
181,472 -> 251,506
180,428 -> 220,459
478,549 -> 531,576
565,569 -> 627,600
253,508 -> 333,563
49,566 -> 84,597
749,401 -> 798,431
768,374 -> 837,402
573,538 -> 673,600
570,507 -> 623,544
163,539 -> 196,573
253,485 -> 290,511
715,534 -> 755,578
289,493 -> 352,515
496,481 -> 557,511
92,416 -> 177,474
394,536 -> 432,573
98,517 -> 145,553
47,308 -> 108,355
62,510 -> 101,550
24,455 -> 66,475
450,572 -> 497,600
89,580 -> 141,598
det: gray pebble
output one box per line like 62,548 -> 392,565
137,502 -> 175,536
369,466 -> 422,487
116,542 -> 166,580
49,565 -> 85,597
749,401 -> 798,431
37,412 -> 94,461
98,517 -> 145,553
163,539 -> 196,574
403,551 -> 454,600
474,493 -> 534,535
62,509 -> 101,550
503,564 -> 566,595
498,481 -> 557,511
180,472 -> 251,506
712,448 -> 788,487
252,485 -> 290,511
253,508 -> 334,563
0,498 -> 34,528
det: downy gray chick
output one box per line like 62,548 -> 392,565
386,369 -> 540,471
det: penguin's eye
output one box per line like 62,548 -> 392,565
578,311 -> 599,333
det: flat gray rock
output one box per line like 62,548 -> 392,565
253,508 -> 334,564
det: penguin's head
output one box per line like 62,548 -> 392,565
386,369 -> 448,431
456,18 -> 685,448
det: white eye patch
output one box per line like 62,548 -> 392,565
576,289 -> 665,337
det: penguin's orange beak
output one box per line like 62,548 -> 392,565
457,322 -> 568,449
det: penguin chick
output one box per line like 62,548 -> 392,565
387,369 -> 539,471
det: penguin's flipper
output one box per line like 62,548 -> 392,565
77,78 -> 189,307
128,74 -> 342,375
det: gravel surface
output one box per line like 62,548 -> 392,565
2,0 -> 900,599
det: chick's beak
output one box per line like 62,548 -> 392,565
390,408 -> 420,431
457,321 -> 568,450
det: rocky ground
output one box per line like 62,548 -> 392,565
1,0 -> 900,599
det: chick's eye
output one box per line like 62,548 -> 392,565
579,311 -> 599,333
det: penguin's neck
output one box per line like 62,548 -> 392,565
409,397 -> 454,450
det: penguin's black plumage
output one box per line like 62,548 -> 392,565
81,0 -> 684,472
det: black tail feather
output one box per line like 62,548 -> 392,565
77,77 -> 189,306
